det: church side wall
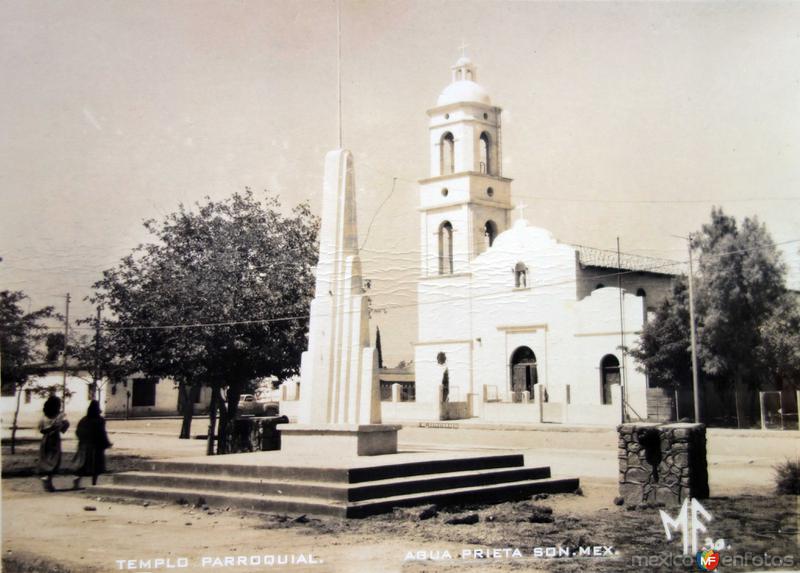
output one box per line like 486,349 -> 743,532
576,267 -> 674,314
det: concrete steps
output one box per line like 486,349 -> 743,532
89,453 -> 580,518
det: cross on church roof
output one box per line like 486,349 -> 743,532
516,202 -> 528,221
459,41 -> 469,59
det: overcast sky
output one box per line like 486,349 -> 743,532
2,0 -> 799,365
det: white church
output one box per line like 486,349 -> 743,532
405,55 -> 680,426
285,56 -> 678,427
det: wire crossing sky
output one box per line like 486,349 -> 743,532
1,0 -> 799,364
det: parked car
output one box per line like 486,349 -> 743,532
237,394 -> 279,416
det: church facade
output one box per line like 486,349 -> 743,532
408,57 -> 676,425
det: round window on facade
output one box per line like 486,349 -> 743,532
444,113 -> 450,120
483,112 -> 488,120
487,187 -> 494,197
441,188 -> 449,197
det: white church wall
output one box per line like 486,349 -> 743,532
413,341 -> 472,420
417,277 -> 472,341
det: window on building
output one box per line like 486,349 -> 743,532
484,220 -> 498,248
24,389 -> 32,404
479,132 -> 491,174
111,383 -> 117,396
510,346 -> 537,402
438,221 -> 454,274
600,354 -> 621,405
514,261 -> 528,288
636,288 -> 646,297
595,283 -> 605,290
440,132 -> 455,175
131,378 -> 157,407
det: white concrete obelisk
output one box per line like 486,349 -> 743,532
281,149 -> 399,456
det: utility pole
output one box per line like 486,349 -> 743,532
93,306 -> 101,401
616,237 -> 628,423
686,235 -> 701,423
61,293 -> 70,409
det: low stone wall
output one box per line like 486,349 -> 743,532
618,422 -> 709,506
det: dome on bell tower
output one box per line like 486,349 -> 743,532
436,56 -> 492,106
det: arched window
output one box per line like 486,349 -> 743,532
479,132 -> 490,174
484,220 -> 498,248
514,261 -> 528,288
600,354 -> 621,405
636,288 -> 646,297
438,221 -> 454,275
595,283 -> 605,290
510,346 -> 537,402
440,132 -> 455,175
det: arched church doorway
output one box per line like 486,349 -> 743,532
510,346 -> 537,402
600,354 -> 620,405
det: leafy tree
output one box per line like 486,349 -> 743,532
695,209 -> 787,426
92,191 -> 318,451
632,208 -> 791,427
45,332 -> 65,363
629,278 -> 693,391
0,290 -> 57,453
757,293 -> 800,392
67,316 -> 131,403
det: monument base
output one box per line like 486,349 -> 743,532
280,423 -> 400,456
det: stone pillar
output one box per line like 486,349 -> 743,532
617,422 -> 709,506
521,391 -> 530,404
391,383 -> 402,403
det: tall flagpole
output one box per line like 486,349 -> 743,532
337,0 -> 342,149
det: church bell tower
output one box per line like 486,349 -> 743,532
418,56 -> 513,277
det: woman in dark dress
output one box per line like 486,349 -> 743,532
72,400 -> 112,488
37,396 -> 70,492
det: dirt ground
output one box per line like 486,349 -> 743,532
2,421 -> 798,573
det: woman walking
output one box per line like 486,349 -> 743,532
73,400 -> 112,488
37,396 -> 69,492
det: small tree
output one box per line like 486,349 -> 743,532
375,326 -> 384,369
0,290 -> 57,454
629,278 -> 693,391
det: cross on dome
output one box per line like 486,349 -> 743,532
516,202 -> 528,221
451,51 -> 476,83
459,41 -> 469,59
